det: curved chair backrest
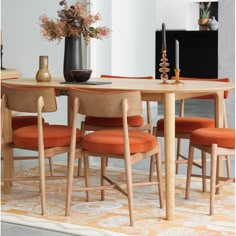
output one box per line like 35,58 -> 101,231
100,74 -> 153,128
69,88 -> 142,118
171,77 -> 230,99
1,84 -> 57,113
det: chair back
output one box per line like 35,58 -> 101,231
1,84 -> 57,113
69,88 -> 142,118
171,77 -> 230,99
100,75 -> 153,130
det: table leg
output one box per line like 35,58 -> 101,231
214,91 -> 224,194
214,91 -> 224,128
3,109 -> 13,194
164,92 -> 175,221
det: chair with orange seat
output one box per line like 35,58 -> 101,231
1,84 -> 83,215
152,77 -> 231,185
2,116 -> 56,174
66,88 -> 163,226
77,74 -> 154,175
82,74 -> 153,133
185,127 -> 235,215
0,89 -> 56,175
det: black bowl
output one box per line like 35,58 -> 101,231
70,69 -> 92,82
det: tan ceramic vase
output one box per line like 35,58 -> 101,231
36,56 -> 52,82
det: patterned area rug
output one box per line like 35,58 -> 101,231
1,164 -> 235,236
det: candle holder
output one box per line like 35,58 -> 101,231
159,50 -> 170,84
172,68 -> 184,85
1,44 -> 6,70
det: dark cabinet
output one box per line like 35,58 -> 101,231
155,30 -> 218,79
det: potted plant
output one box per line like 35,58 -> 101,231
198,2 -> 211,31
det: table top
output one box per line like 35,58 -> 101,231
2,77 -> 235,101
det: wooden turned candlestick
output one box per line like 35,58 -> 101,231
159,50 -> 170,84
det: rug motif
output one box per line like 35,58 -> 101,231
1,164 -> 235,235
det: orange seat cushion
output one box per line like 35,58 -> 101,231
82,129 -> 157,155
85,115 -> 144,127
190,128 -> 235,148
157,117 -> 215,133
13,125 -> 82,149
12,116 -> 45,130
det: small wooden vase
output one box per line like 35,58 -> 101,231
36,56 -> 52,82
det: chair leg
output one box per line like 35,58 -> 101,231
124,157 -> 134,226
83,155 -> 90,202
215,157 -> 220,195
48,156 -> 54,176
201,151 -> 207,192
77,158 -> 83,176
155,151 -> 164,208
225,156 -> 231,178
176,138 -> 182,174
39,154 -> 46,215
210,144 -> 217,215
149,156 -> 155,182
101,157 -> 107,201
185,145 -> 194,200
65,150 -> 76,216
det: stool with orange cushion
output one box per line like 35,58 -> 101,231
185,128 -> 235,215
152,77 -> 231,186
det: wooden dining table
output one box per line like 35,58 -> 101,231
1,77 -> 235,221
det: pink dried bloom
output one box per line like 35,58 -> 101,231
84,15 -> 95,26
39,0 -> 111,44
94,13 -> 101,21
40,15 -> 49,23
97,27 -> 110,37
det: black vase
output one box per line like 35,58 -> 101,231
63,36 -> 83,82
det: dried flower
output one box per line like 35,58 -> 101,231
199,2 -> 211,19
39,0 -> 111,44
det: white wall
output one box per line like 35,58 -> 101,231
94,0 -> 199,77
218,0 -> 235,128
1,0 -> 65,78
1,0 -> 68,125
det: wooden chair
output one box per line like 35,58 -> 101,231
1,84 -> 83,215
77,74 -> 154,175
185,128 -> 235,215
82,74 -> 153,133
66,88 -> 163,226
152,77 -> 231,184
1,115 -> 56,175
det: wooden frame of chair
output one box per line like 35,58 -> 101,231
66,88 -> 164,226
185,129 -> 235,215
1,88 -> 55,176
152,77 -> 231,186
1,84 -> 83,215
77,75 -> 154,176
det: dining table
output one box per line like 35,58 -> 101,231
1,77 -> 235,221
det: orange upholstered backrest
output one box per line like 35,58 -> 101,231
171,77 -> 230,99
